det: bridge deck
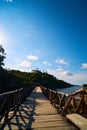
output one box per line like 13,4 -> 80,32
0,87 -> 78,130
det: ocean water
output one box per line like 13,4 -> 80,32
56,85 -> 82,94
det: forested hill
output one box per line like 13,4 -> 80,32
0,68 -> 73,94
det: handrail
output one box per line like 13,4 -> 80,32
0,88 -> 23,96
0,86 -> 34,122
40,86 -> 87,118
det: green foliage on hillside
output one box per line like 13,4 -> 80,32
0,68 -> 73,93
0,45 -> 6,67
0,45 -> 73,93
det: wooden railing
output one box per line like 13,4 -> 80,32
0,86 -> 34,122
41,86 -> 87,117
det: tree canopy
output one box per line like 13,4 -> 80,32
0,68 -> 73,94
0,45 -> 73,94
0,45 -> 6,67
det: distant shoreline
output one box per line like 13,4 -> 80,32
56,85 -> 82,94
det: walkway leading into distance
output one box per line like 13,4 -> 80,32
0,87 -> 78,130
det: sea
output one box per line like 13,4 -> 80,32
56,85 -> 82,94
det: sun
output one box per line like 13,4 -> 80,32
0,32 -> 6,45
0,33 -> 4,42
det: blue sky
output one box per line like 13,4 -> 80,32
0,0 -> 87,85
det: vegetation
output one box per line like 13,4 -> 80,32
0,45 -> 73,94
0,68 -> 73,94
0,45 -> 6,67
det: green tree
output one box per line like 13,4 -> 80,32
0,45 -> 6,67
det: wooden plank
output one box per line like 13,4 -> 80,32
33,115 -> 65,120
32,126 -> 76,130
66,114 -> 87,130
32,122 -> 71,128
0,87 -> 77,130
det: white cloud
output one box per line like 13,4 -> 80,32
13,67 -> 31,72
56,66 -> 63,71
55,59 -> 69,65
27,55 -> 39,61
60,70 -> 73,76
20,60 -> 31,67
47,68 -> 87,85
42,61 -> 51,66
3,0 -> 13,2
80,63 -> 87,69
48,68 -> 73,77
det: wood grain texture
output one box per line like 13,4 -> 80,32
0,87 -> 77,130
66,114 -> 87,130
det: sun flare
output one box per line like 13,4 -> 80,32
0,33 -> 5,43
0,31 -> 8,46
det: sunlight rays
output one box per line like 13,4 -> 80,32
0,31 -> 8,45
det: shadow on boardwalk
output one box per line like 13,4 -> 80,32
0,87 -> 77,130
0,88 -> 44,130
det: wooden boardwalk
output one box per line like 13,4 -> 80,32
0,87 -> 78,130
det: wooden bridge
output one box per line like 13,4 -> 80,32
0,86 -> 87,130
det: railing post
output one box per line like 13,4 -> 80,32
0,86 -> 34,123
